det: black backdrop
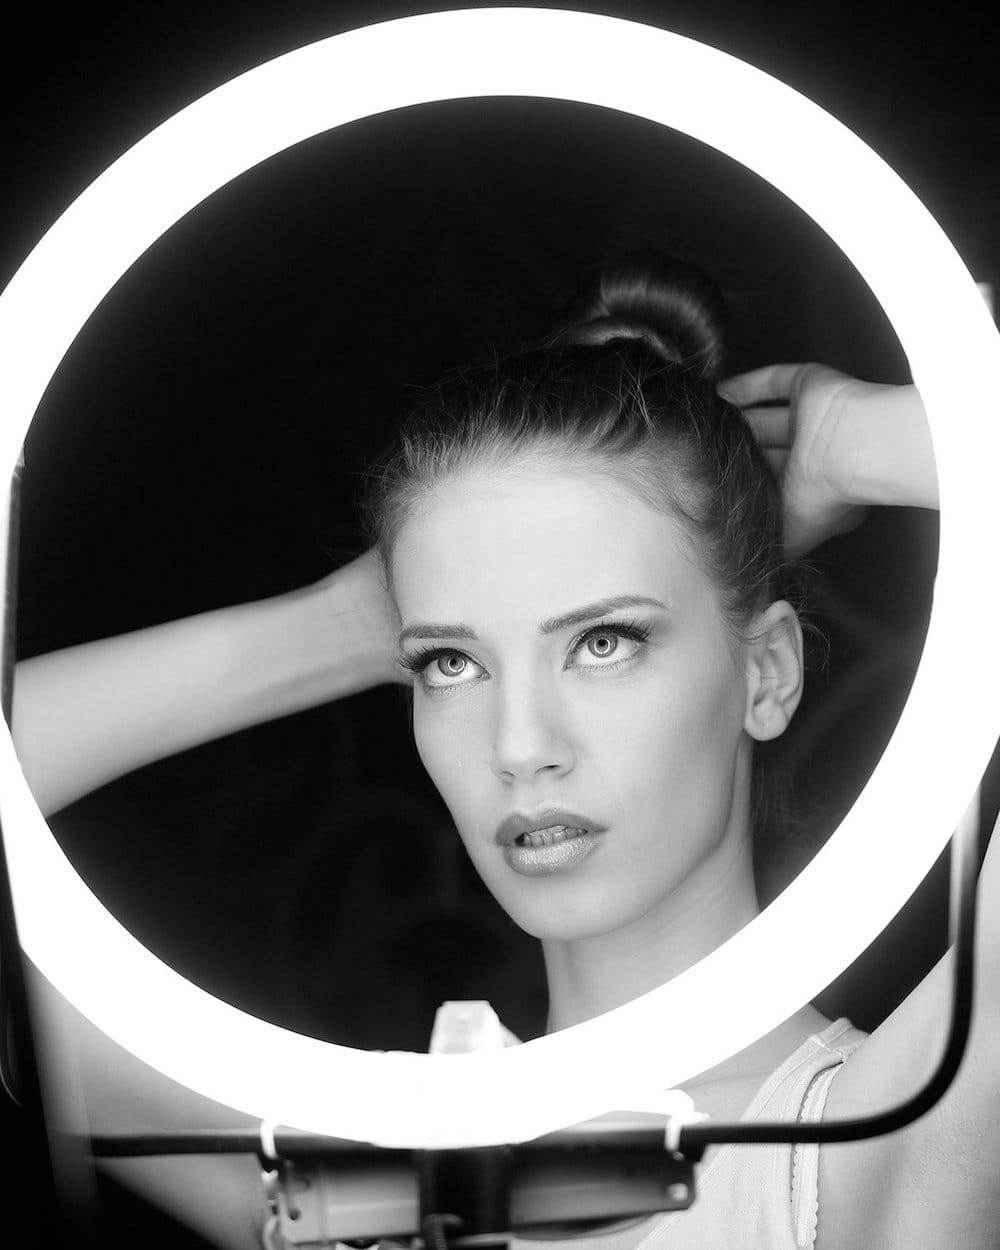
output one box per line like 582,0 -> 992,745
1,1 -> 997,1245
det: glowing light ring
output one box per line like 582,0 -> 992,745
0,8 -> 998,1148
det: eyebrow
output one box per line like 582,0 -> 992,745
397,594 -> 668,646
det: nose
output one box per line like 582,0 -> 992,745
490,681 -> 575,784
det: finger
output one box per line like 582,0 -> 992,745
718,364 -> 811,408
743,405 -> 792,447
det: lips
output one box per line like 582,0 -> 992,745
494,808 -> 607,848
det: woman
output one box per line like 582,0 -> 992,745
10,255 -> 995,1249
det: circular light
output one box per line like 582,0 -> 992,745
1,8 -> 998,1149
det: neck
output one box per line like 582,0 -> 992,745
542,818 -> 761,1034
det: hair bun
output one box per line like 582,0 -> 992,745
551,250 -> 728,378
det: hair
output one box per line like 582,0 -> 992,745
362,250 -> 803,889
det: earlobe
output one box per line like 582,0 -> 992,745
743,601 -> 804,742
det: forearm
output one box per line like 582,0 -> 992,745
12,552 -> 398,817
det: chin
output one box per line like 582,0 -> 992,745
503,894 -> 636,943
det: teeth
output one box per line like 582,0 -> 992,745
516,825 -> 584,848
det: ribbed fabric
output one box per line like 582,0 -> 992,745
790,1062 -> 839,1246
512,1018 -> 867,1250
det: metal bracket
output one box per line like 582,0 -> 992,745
255,1116 -> 700,1248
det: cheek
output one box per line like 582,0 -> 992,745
412,703 -> 500,876
412,704 -> 445,783
588,669 -> 745,803
413,699 -> 481,807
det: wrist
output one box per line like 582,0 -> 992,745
833,382 -> 939,511
310,550 -> 402,690
221,556 -> 398,728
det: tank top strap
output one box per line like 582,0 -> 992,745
743,1017 -> 867,1122
789,1063 -> 839,1246
779,1019 -> 867,1249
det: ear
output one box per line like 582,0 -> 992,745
742,601 -> 804,742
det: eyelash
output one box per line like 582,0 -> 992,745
398,619 -> 654,690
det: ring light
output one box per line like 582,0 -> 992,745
1,8 -> 998,1148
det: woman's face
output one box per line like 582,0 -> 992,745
391,464 -> 759,943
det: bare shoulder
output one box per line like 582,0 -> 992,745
817,833 -> 1000,1249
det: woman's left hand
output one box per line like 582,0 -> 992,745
719,363 -> 917,557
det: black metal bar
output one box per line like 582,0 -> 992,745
87,1128 -> 408,1160
84,1124 -> 682,1161
0,449 -> 27,1110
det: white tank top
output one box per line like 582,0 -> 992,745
511,1017 -> 867,1250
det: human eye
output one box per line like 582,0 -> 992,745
397,646 -> 487,693
567,619 -> 653,673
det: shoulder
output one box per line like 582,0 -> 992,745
818,947 -> 1000,1250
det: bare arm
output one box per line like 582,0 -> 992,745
820,814 -> 1000,1250
12,550 -> 401,816
13,550 -> 403,1243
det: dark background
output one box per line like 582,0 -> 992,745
1,1 -> 997,1245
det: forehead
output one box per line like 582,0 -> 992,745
391,466 -> 717,622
